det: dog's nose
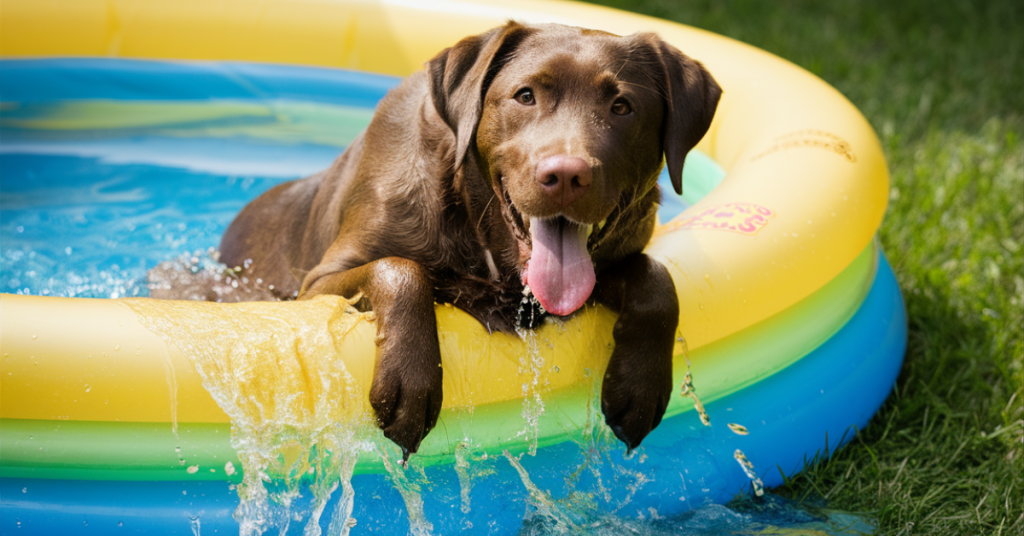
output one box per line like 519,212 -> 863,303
535,156 -> 592,207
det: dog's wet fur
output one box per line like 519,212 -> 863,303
162,22 -> 720,459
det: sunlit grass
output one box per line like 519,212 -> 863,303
585,0 -> 1024,533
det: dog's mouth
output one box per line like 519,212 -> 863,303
499,176 -> 610,317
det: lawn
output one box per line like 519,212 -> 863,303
583,0 -> 1024,534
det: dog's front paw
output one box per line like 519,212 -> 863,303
600,347 -> 673,452
368,355 -> 443,460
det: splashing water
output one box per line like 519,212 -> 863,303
676,336 -> 711,427
125,296 -> 376,535
676,334 -> 764,500
518,495 -> 877,536
451,439 -> 498,530
301,425 -> 364,536
503,426 -> 874,536
514,290 -> 548,456
733,449 -> 765,497
454,442 -> 473,516
727,423 -> 750,435
377,443 -> 434,536
159,344 -> 181,435
675,333 -> 764,501
561,379 -> 656,514
148,249 -> 283,302
565,384 -> 617,505
504,449 -> 581,533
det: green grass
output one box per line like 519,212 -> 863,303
583,0 -> 1024,533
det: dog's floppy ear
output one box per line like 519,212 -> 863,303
428,21 -> 532,169
643,35 -> 722,196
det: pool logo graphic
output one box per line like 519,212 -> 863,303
660,202 -> 776,235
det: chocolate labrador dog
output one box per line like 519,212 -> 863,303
218,22 -> 720,459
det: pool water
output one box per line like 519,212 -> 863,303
520,493 -> 877,535
0,59 -> 382,299
0,58 -> 876,535
0,58 -> 707,301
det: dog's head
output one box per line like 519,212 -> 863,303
429,22 -> 721,316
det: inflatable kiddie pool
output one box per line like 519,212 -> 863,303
0,0 -> 906,533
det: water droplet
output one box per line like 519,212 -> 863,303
114,345 -> 120,351
583,368 -> 591,377
733,449 -> 764,496
118,521 -> 124,527
21,487 -> 27,493
224,461 -> 236,476
84,385 -> 91,393
680,358 -> 710,427
727,423 -> 749,435
186,465 -> 199,474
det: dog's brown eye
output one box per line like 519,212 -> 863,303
515,88 -> 535,105
611,98 -> 632,116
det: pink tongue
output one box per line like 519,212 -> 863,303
524,217 -> 595,316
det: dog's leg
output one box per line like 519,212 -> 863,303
300,257 -> 442,460
593,253 -> 679,452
